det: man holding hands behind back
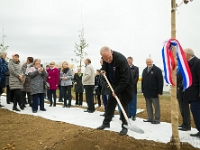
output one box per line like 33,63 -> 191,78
142,58 -> 163,124
97,46 -> 134,135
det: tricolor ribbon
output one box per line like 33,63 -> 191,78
162,39 -> 192,90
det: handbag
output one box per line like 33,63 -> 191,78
44,81 -> 50,89
42,75 -> 50,89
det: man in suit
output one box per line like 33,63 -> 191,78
96,46 -> 134,135
183,48 -> 200,138
142,58 -> 163,124
177,71 -> 191,131
127,56 -> 139,121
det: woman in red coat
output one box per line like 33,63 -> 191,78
46,62 -> 59,106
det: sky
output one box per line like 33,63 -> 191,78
0,0 -> 199,75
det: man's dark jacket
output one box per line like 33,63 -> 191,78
101,51 -> 134,104
183,56 -> 200,102
141,64 -> 163,98
130,65 -> 139,94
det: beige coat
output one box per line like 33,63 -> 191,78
82,64 -> 95,85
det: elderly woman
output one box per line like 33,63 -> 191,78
0,51 -> 8,107
8,54 -> 24,111
28,59 -> 48,113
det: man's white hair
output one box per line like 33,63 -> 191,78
100,46 -> 111,55
184,48 -> 195,56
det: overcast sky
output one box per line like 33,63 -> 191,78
0,0 -> 199,74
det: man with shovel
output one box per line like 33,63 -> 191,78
96,46 -> 134,135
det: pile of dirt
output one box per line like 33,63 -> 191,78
0,95 -> 198,150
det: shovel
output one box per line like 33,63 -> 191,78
102,73 -> 144,134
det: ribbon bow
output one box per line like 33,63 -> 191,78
162,38 -> 192,90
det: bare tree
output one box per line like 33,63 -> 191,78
74,29 -> 88,69
0,44 -> 9,52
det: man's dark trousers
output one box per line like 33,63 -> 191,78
177,89 -> 191,129
84,85 -> 95,112
103,92 -> 128,128
190,101 -> 200,131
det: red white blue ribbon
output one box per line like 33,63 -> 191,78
162,39 -> 192,90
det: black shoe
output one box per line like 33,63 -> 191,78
87,110 -> 93,113
67,104 -> 71,108
13,107 -> 20,111
32,110 -> 37,113
143,120 -> 152,122
7,102 -> 10,104
132,116 -> 136,121
179,127 -> 191,131
119,128 -> 128,135
178,124 -> 183,128
96,124 -> 110,130
100,113 -> 105,116
0,104 -> 4,107
63,105 -> 67,108
20,105 -> 24,110
40,108 -> 46,111
151,121 -> 160,124
49,104 -> 52,107
190,132 -> 200,137
53,105 -> 56,107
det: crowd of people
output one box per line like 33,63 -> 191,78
0,46 -> 199,137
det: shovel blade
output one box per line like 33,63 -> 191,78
123,124 -> 144,134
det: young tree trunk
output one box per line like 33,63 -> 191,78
170,0 -> 180,149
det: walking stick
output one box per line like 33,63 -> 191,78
102,73 -> 144,134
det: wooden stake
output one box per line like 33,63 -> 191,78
170,0 -> 180,149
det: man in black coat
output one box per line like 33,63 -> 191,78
97,46 -> 134,135
177,71 -> 191,131
183,48 -> 200,138
142,58 -> 163,124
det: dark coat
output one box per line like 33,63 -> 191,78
101,75 -> 110,95
94,74 -> 102,95
183,56 -> 200,102
0,58 -> 8,88
130,65 -> 139,94
141,64 -> 163,98
73,73 -> 84,93
101,51 -> 134,104
177,71 -> 183,100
